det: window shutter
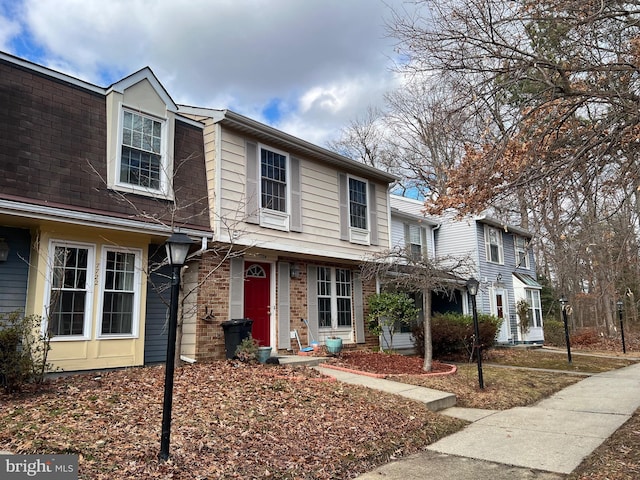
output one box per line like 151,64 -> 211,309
290,156 -> 302,232
353,272 -> 365,343
368,182 -> 378,245
229,257 -> 244,318
338,173 -> 348,240
277,262 -> 291,349
306,265 -> 319,342
245,141 -> 259,224
421,227 -> 429,260
404,223 -> 411,250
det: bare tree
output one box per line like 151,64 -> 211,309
361,247 -> 472,371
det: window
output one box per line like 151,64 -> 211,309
526,289 -> 542,328
261,147 -> 287,212
47,244 -> 93,337
408,224 -> 424,260
317,267 -> 352,330
485,226 -> 504,264
515,236 -> 530,269
100,249 -> 138,335
349,178 -> 368,230
119,110 -> 165,192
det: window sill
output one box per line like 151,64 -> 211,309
111,183 -> 174,201
349,227 -> 370,245
259,209 -> 290,231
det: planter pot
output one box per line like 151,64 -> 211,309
325,338 -> 343,355
257,346 -> 272,364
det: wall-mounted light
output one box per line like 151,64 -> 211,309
495,273 -> 504,288
290,263 -> 302,279
0,239 -> 9,262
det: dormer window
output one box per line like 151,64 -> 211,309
120,110 -> 163,190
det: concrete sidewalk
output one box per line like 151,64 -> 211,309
316,366 -> 456,411
346,361 -> 640,479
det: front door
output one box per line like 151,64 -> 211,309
493,290 -> 511,342
244,262 -> 271,346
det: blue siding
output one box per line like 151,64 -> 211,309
144,245 -> 171,364
0,227 -> 31,315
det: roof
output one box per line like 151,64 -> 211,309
389,195 -> 439,226
178,105 -> 398,184
474,213 -> 533,238
513,272 -> 542,288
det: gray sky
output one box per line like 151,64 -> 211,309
0,0 -> 409,147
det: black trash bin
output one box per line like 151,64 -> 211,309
221,319 -> 254,359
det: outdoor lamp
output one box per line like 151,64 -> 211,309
617,300 -> 626,354
165,232 -> 193,267
466,277 -> 479,297
559,295 -> 572,363
465,277 -> 484,389
159,231 -> 194,461
0,238 -> 9,262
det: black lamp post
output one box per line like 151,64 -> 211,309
159,232 -> 193,461
617,300 -> 626,354
466,277 -> 484,389
559,296 -> 572,364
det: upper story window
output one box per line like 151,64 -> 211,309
120,111 -> 163,190
119,110 -> 165,192
261,147 -> 288,212
515,236 -> 530,269
349,178 -> 368,230
485,226 -> 504,264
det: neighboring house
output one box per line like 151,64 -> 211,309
177,106 -> 397,360
433,209 -> 543,344
0,52 -> 212,371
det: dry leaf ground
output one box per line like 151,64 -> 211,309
0,362 -> 465,479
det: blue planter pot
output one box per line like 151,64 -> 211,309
325,338 -> 343,355
257,346 -> 272,364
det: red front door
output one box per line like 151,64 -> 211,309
244,262 -> 271,346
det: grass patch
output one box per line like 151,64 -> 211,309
486,348 -> 637,373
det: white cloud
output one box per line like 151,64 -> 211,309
4,0 -> 407,146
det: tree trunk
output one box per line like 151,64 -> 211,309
422,290 -> 433,372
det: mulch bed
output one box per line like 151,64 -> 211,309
325,351 -> 455,377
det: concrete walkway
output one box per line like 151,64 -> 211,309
316,366 -> 456,411
336,361 -> 640,479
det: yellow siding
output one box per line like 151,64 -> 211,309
27,224 -> 150,372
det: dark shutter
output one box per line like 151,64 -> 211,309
278,262 -> 291,349
245,141 -> 259,224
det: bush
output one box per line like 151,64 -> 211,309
543,319 -> 566,347
412,312 -> 502,360
235,335 -> 259,363
0,311 -> 54,393
572,328 -> 601,347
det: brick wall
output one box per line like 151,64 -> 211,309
195,252 -> 231,361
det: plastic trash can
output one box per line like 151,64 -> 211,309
221,318 -> 253,359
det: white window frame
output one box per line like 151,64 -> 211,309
526,289 -> 542,328
317,267 -> 353,332
515,236 -> 530,269
97,246 -> 143,338
348,175 -> 370,244
115,108 -> 170,198
258,144 -> 290,231
485,226 -> 504,265
408,224 -> 424,260
43,241 -> 95,341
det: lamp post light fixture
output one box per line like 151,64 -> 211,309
466,277 -> 484,389
159,232 -> 194,462
617,300 -> 626,354
559,296 -> 572,364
